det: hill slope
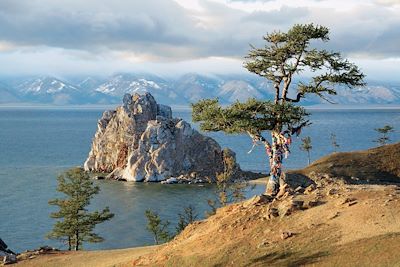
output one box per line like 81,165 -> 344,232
131,178 -> 400,266
290,142 -> 400,185
16,182 -> 400,267
14,144 -> 400,267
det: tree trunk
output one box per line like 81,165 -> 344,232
75,232 -> 79,251
307,151 -> 311,165
274,83 -> 280,104
266,132 -> 283,195
68,236 -> 71,251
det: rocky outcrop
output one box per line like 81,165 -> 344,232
0,238 -> 16,264
84,93 -> 239,182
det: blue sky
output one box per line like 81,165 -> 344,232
0,0 -> 399,80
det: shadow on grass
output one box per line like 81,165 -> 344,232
249,251 -> 329,266
287,251 -> 329,267
247,251 -> 294,266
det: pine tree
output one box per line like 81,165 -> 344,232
206,149 -> 249,217
176,205 -> 198,234
192,23 -> 365,195
47,167 -> 114,251
145,209 -> 171,245
374,125 -> 394,145
300,136 -> 312,165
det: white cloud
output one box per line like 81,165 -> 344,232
0,0 -> 398,79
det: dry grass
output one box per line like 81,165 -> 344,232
132,182 -> 400,267
295,142 -> 400,184
15,143 -> 400,267
15,246 -> 158,267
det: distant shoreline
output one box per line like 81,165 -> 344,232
1,104 -> 400,111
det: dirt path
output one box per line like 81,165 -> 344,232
15,246 -> 158,267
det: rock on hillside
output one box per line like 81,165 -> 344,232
84,92 -> 239,182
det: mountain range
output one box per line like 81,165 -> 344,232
0,73 -> 399,106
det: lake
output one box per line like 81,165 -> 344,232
0,107 -> 399,252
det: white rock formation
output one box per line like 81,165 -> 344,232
84,93 -> 239,182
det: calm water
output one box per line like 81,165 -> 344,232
0,107 -> 399,252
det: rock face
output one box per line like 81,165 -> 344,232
84,93 -> 238,182
0,238 -> 16,264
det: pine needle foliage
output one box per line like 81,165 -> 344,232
176,205 -> 198,234
145,210 -> 171,245
47,168 -> 114,251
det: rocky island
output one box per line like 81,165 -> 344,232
84,92 -> 239,182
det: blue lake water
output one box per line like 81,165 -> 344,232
0,107 -> 399,252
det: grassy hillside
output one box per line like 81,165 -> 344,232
14,143 -> 400,267
132,181 -> 400,266
292,142 -> 400,184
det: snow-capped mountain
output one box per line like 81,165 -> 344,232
16,77 -> 85,104
95,74 -> 163,95
17,77 -> 79,95
93,73 -> 182,104
218,80 -> 265,103
1,73 -> 400,106
173,74 -> 222,102
78,77 -> 105,91
332,85 -> 400,104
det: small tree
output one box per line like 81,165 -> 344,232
176,205 -> 198,234
192,23 -> 365,195
47,168 -> 114,251
145,210 -> 171,245
374,125 -> 394,145
300,136 -> 312,165
206,150 -> 249,216
330,133 -> 340,152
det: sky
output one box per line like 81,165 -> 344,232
0,0 -> 399,80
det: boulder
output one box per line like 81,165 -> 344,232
2,253 -> 17,265
0,239 -> 16,264
84,93 -> 240,182
161,177 -> 178,184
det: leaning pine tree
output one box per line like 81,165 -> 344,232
47,167 -> 114,250
192,24 -> 365,195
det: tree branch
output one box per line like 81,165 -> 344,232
280,92 -> 304,103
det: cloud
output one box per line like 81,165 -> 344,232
375,0 -> 400,6
0,0 -> 399,59
243,6 -> 310,24
305,5 -> 400,58
0,0 -> 198,55
0,0 -> 399,77
228,0 -> 273,2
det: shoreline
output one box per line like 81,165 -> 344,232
15,245 -> 159,267
248,177 -> 268,185
2,104 -> 400,110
